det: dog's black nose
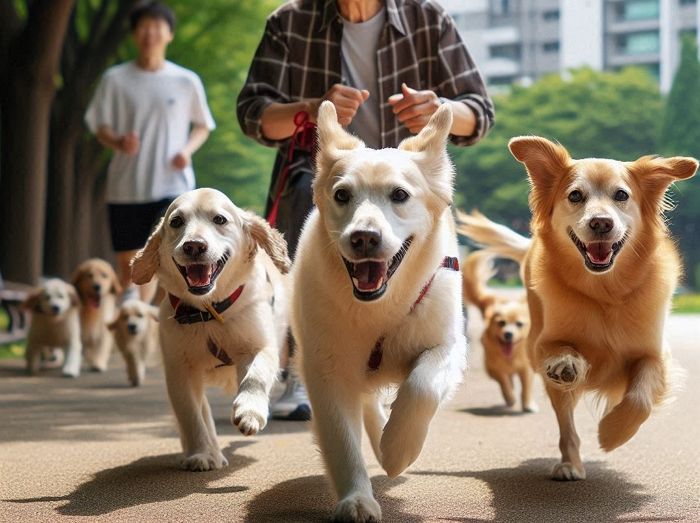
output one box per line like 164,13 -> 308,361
589,216 -> 613,234
51,305 -> 60,315
92,283 -> 101,293
183,240 -> 208,256
350,229 -> 381,257
503,331 -> 513,342
127,324 -> 138,335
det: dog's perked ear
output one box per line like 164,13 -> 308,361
315,101 -> 364,176
509,136 -> 571,225
628,155 -> 698,214
131,218 -> 164,285
244,212 -> 292,275
398,103 -> 455,205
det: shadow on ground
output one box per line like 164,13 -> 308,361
245,474 -> 420,522
413,458 -> 663,523
5,441 -> 254,516
460,405 -> 530,417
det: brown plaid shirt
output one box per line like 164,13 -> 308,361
237,0 -> 495,208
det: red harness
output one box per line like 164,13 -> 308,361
367,256 -> 460,371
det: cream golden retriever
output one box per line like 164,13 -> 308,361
292,102 -> 466,521
459,136 -> 697,480
72,258 -> 121,371
22,279 -> 82,377
461,248 -> 535,412
109,299 -> 160,386
131,188 -> 289,471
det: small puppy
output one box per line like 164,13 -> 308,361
109,299 -> 160,386
461,249 -> 535,412
292,102 -> 466,521
131,188 -> 289,472
72,258 -> 122,371
22,279 -> 82,377
459,136 -> 697,480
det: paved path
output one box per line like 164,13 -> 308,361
1,313 -> 698,522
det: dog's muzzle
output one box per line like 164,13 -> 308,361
173,249 -> 230,295
568,228 -> 627,273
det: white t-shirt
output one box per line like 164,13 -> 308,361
85,61 -> 215,203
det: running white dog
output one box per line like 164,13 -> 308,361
109,299 -> 160,386
292,102 -> 467,521
131,188 -> 289,471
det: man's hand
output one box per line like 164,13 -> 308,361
171,151 -> 191,170
119,132 -> 140,155
316,84 -> 370,126
388,83 -> 441,134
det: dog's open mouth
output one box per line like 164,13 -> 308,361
568,228 -> 626,273
174,250 -> 230,295
499,340 -> 514,358
342,237 -> 413,301
86,294 -> 101,309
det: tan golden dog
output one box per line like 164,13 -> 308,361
461,250 -> 535,412
72,258 -> 122,371
458,136 -> 697,480
109,300 -> 160,386
22,279 -> 82,377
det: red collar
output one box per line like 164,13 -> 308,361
168,285 -> 245,325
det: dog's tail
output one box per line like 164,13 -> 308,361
598,355 -> 669,452
462,250 -> 497,315
456,210 -> 530,264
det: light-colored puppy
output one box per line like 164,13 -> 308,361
22,279 -> 82,377
292,102 -> 466,521
131,188 -> 290,471
72,258 -> 121,371
109,300 -> 160,386
458,136 -> 697,481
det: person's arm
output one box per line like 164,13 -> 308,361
172,124 -> 210,169
96,125 -> 139,155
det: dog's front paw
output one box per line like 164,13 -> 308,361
523,402 -> 539,413
380,411 -> 429,479
231,392 -> 268,436
551,461 -> 586,481
544,352 -> 588,391
333,492 -> 381,522
180,451 -> 228,472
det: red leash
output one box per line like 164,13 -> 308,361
267,111 -> 317,227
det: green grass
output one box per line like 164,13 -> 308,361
673,293 -> 700,313
0,307 -> 25,359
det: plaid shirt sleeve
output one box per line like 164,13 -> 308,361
432,13 -> 495,146
236,15 -> 291,148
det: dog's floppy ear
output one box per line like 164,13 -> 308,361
67,284 -> 80,308
70,265 -> 87,300
244,212 -> 292,275
148,305 -> 160,322
22,287 -> 44,312
509,136 -> 571,226
315,101 -> 364,176
107,316 -> 120,331
131,218 -> 163,285
109,265 -> 123,296
398,103 -> 455,204
628,155 -> 698,215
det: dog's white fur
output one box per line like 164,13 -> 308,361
72,258 -> 121,371
131,188 -> 289,471
292,102 -> 466,521
22,279 -> 82,377
109,299 -> 160,386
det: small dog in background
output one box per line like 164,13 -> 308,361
460,248 -> 535,412
22,279 -> 82,377
72,258 -> 122,372
109,300 -> 160,386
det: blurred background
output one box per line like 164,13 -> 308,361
0,0 -> 698,302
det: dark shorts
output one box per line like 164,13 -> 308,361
108,198 -> 174,252
274,170 -> 314,260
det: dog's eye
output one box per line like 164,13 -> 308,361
169,215 -> 184,228
213,214 -> 227,225
568,190 -> 583,203
334,188 -> 351,205
516,321 -> 524,328
391,188 -> 410,203
614,189 -> 629,202
497,320 -> 506,327
136,312 -> 144,318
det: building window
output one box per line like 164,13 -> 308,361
489,43 -> 522,60
543,41 -> 560,53
621,0 -> 660,21
543,9 -> 560,21
619,31 -> 660,54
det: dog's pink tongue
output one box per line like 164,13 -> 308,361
586,242 -> 613,264
354,261 -> 386,291
186,264 -> 213,286
500,341 -> 514,358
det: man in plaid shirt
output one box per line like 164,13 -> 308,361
238,0 -> 494,419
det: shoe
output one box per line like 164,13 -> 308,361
270,370 -> 311,421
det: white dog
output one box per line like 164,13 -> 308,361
292,102 -> 467,521
131,188 -> 289,471
109,299 -> 160,386
22,279 -> 82,377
